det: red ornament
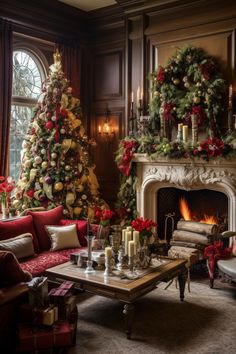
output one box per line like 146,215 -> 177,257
45,121 -> 54,130
46,112 -> 52,118
26,189 -> 35,198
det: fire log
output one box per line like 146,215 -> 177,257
172,229 -> 212,245
177,220 -> 218,235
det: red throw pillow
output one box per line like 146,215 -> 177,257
0,215 -> 39,252
28,206 -> 64,251
59,219 -> 88,246
0,251 -> 32,285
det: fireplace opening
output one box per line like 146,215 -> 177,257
157,188 -> 228,242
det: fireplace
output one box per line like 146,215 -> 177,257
134,154 -> 236,240
157,188 -> 228,242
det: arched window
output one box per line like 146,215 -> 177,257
10,48 -> 47,180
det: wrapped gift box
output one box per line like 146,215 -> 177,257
18,321 -> 72,351
19,304 -> 58,326
27,276 -> 48,307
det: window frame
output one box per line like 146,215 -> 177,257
10,43 -> 48,181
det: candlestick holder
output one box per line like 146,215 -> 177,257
128,255 -> 134,272
228,107 -> 233,133
191,114 -> 198,145
85,232 -> 95,274
117,245 -> 128,271
104,257 -> 113,277
176,129 -> 183,142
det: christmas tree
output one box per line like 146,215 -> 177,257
14,50 -> 103,219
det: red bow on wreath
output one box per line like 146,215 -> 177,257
204,240 -> 232,280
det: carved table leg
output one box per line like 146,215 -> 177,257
123,303 -> 135,339
178,269 -> 187,301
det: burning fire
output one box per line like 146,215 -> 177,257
179,197 -> 218,225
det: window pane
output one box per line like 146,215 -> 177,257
12,50 -> 43,99
10,105 -> 33,181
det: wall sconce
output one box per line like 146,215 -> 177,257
98,107 -> 115,137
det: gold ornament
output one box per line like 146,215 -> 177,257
41,161 -> 48,169
54,182 -> 64,192
193,96 -> 200,104
39,177 -> 44,184
65,165 -> 71,171
80,175 -> 88,184
70,141 -> 77,150
76,184 -> 84,192
12,199 -> 20,208
173,78 -> 180,85
73,207 -> 82,216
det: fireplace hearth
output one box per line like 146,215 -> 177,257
134,154 -> 236,241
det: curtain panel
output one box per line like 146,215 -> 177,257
57,43 -> 81,99
0,20 -> 13,176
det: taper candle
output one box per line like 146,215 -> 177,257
122,229 -> 126,242
182,125 -> 188,142
229,84 -> 233,108
125,231 -> 132,255
133,231 -> 139,243
178,123 -> 183,132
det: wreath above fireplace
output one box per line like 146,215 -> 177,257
149,45 -> 225,137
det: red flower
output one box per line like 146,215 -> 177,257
117,139 -> 138,177
0,176 -> 15,203
94,207 -> 114,226
163,102 -> 176,122
191,105 -> 205,126
131,217 -> 157,245
157,66 -> 165,84
200,137 -> 224,158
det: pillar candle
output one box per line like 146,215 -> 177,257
128,240 -> 135,257
133,231 -> 139,244
182,125 -> 188,142
105,247 -> 112,259
122,229 -> 126,242
125,231 -> 132,255
126,226 -> 132,231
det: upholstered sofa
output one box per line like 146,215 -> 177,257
0,206 -> 92,277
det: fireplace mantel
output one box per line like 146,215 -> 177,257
133,154 -> 236,231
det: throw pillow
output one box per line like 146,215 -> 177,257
0,233 -> 35,260
27,206 -> 64,251
59,219 -> 88,246
0,215 -> 39,252
232,236 -> 236,256
0,251 -> 32,285
45,224 -> 81,251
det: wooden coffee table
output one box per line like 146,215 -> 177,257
45,257 -> 187,339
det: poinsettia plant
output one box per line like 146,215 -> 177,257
0,176 -> 15,205
94,207 -> 115,227
131,217 -> 157,245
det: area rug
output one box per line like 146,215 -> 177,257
69,279 -> 236,354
